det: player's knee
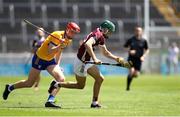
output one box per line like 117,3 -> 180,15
59,78 -> 65,82
133,72 -> 139,77
133,74 -> 138,78
100,77 -> 104,83
55,75 -> 65,82
96,76 -> 104,84
77,83 -> 85,89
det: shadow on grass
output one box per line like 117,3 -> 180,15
0,106 -> 106,109
0,106 -> 44,109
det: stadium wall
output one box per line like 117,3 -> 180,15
0,52 -> 179,76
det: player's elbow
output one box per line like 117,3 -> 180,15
102,51 -> 110,58
132,72 -> 139,78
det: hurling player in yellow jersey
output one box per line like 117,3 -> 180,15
3,22 -> 80,108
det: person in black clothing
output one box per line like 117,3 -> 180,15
124,27 -> 149,91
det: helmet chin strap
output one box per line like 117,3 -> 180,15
100,28 -> 110,39
103,29 -> 111,38
64,30 -> 72,39
103,34 -> 109,39
65,34 -> 72,39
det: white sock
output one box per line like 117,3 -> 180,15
92,101 -> 98,105
54,82 -> 60,88
8,85 -> 12,92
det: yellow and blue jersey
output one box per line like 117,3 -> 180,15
36,31 -> 72,61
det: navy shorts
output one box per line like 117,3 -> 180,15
32,54 -> 57,70
128,56 -> 142,71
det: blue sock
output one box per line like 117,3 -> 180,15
47,95 -> 55,102
8,85 -> 15,92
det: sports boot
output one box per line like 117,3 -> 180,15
45,101 -> 61,108
3,84 -> 11,100
90,103 -> 101,108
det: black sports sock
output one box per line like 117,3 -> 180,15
127,74 -> 133,90
93,97 -> 98,102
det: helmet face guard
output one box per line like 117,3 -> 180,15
100,20 -> 115,33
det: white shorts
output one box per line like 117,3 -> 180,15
74,57 -> 94,77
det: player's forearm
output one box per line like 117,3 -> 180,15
48,45 -> 60,54
142,49 -> 149,58
55,49 -> 62,64
104,50 -> 118,61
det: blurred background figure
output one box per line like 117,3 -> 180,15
32,28 -> 46,53
166,42 -> 179,74
32,28 -> 45,91
124,27 -> 149,91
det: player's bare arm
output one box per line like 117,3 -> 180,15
125,46 -> 135,55
143,49 -> 149,57
47,42 -> 63,54
140,49 -> 149,61
84,37 -> 101,64
99,44 -> 124,62
55,49 -> 63,64
129,50 -> 136,55
124,46 -> 136,55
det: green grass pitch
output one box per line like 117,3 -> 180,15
0,74 -> 180,116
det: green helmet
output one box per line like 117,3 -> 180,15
100,20 -> 115,32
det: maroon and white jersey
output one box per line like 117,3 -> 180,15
77,28 -> 106,61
